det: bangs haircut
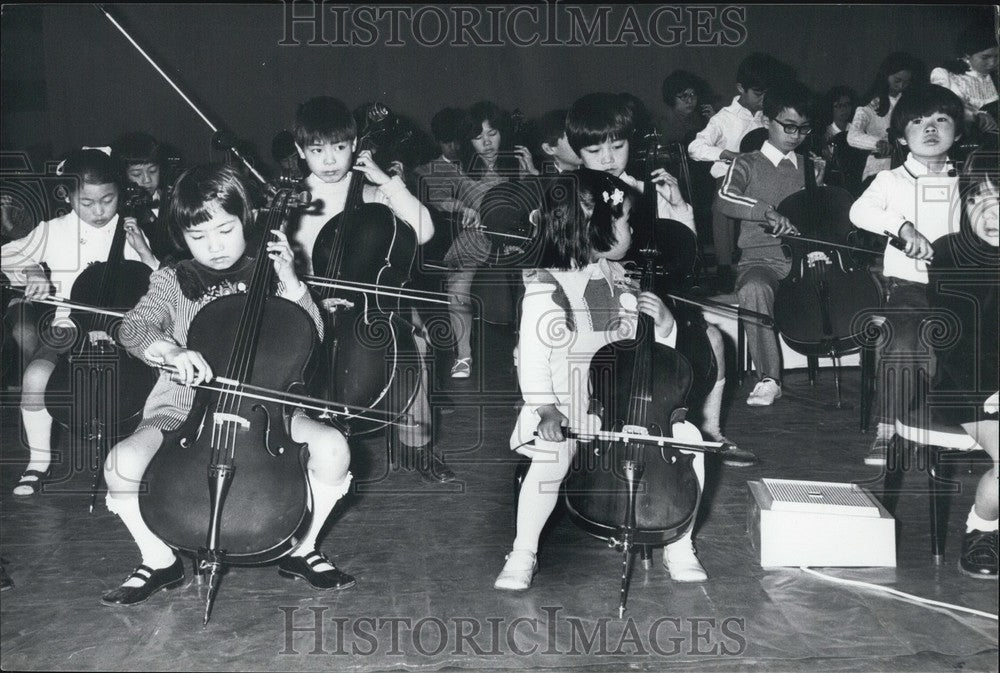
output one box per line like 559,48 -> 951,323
566,93 -> 635,154
538,168 -> 633,270
762,80 -> 815,121
167,164 -> 252,250
293,96 -> 357,148
889,84 -> 964,139
112,132 -> 161,168
58,148 -> 120,195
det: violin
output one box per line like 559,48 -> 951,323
562,241 -> 722,617
769,154 -> 883,359
43,188 -> 158,506
138,187 -> 317,624
309,103 -> 421,436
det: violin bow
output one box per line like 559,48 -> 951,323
152,363 -> 415,428
94,3 -> 270,190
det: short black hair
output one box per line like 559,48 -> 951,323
538,167 -> 634,270
536,109 -> 569,149
58,148 -> 120,194
566,93 -> 635,154
112,132 -> 161,168
736,52 -> 786,91
167,163 -> 253,250
293,96 -> 357,148
889,84 -> 964,140
430,107 -> 469,144
763,80 -> 815,121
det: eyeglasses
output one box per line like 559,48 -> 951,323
676,90 -> 697,102
773,119 -> 812,136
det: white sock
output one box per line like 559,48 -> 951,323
966,507 -> 999,533
512,446 -> 571,554
106,495 -> 176,586
700,379 -> 726,440
20,407 -> 52,474
875,421 -> 894,440
291,472 -> 352,569
14,408 -> 53,494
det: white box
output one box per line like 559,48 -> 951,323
747,479 -> 896,568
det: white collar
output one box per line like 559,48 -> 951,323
902,153 -> 956,178
761,141 -> 798,168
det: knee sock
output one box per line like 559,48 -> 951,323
291,472 -> 353,565
700,379 -> 726,440
967,507 -> 999,533
20,407 -> 53,475
511,451 -> 569,555
106,495 -> 176,584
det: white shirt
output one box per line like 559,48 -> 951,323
760,141 -> 799,169
849,153 -> 959,284
688,96 -> 765,178
930,66 -> 999,122
1,210 -> 155,321
847,94 -> 900,180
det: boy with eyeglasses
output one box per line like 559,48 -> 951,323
715,80 -> 825,409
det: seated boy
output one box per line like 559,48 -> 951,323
850,84 -> 964,465
290,96 -> 454,482
715,80 -> 823,410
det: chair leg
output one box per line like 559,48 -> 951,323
737,322 -> 747,387
881,435 -> 905,514
928,447 -> 955,564
860,344 -> 874,432
807,356 -> 818,386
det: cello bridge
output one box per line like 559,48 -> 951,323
621,425 -> 649,437
213,413 -> 250,431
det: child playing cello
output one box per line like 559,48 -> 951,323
102,165 -> 354,605
496,168 -> 710,591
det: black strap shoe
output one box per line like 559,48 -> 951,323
959,530 -> 998,579
416,447 -> 456,483
278,551 -> 356,590
101,557 -> 185,606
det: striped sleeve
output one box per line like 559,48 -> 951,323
715,155 -> 770,222
118,267 -> 180,363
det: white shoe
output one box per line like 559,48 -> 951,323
663,540 -> 708,582
746,378 -> 782,406
493,550 -> 537,591
450,357 -> 471,379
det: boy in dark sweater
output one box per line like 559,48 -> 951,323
716,81 -> 822,409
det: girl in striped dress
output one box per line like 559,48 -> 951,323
101,165 -> 355,606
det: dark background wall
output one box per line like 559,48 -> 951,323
0,3 -> 992,172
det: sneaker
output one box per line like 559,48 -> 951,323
864,434 -> 890,467
746,378 -> 781,406
959,530 -> 998,579
450,357 -> 471,379
493,550 -> 537,591
662,539 -> 708,582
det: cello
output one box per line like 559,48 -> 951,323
769,152 -> 883,404
138,186 -> 318,624
309,104 -> 421,435
562,238 -> 723,617
44,184 -> 158,508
